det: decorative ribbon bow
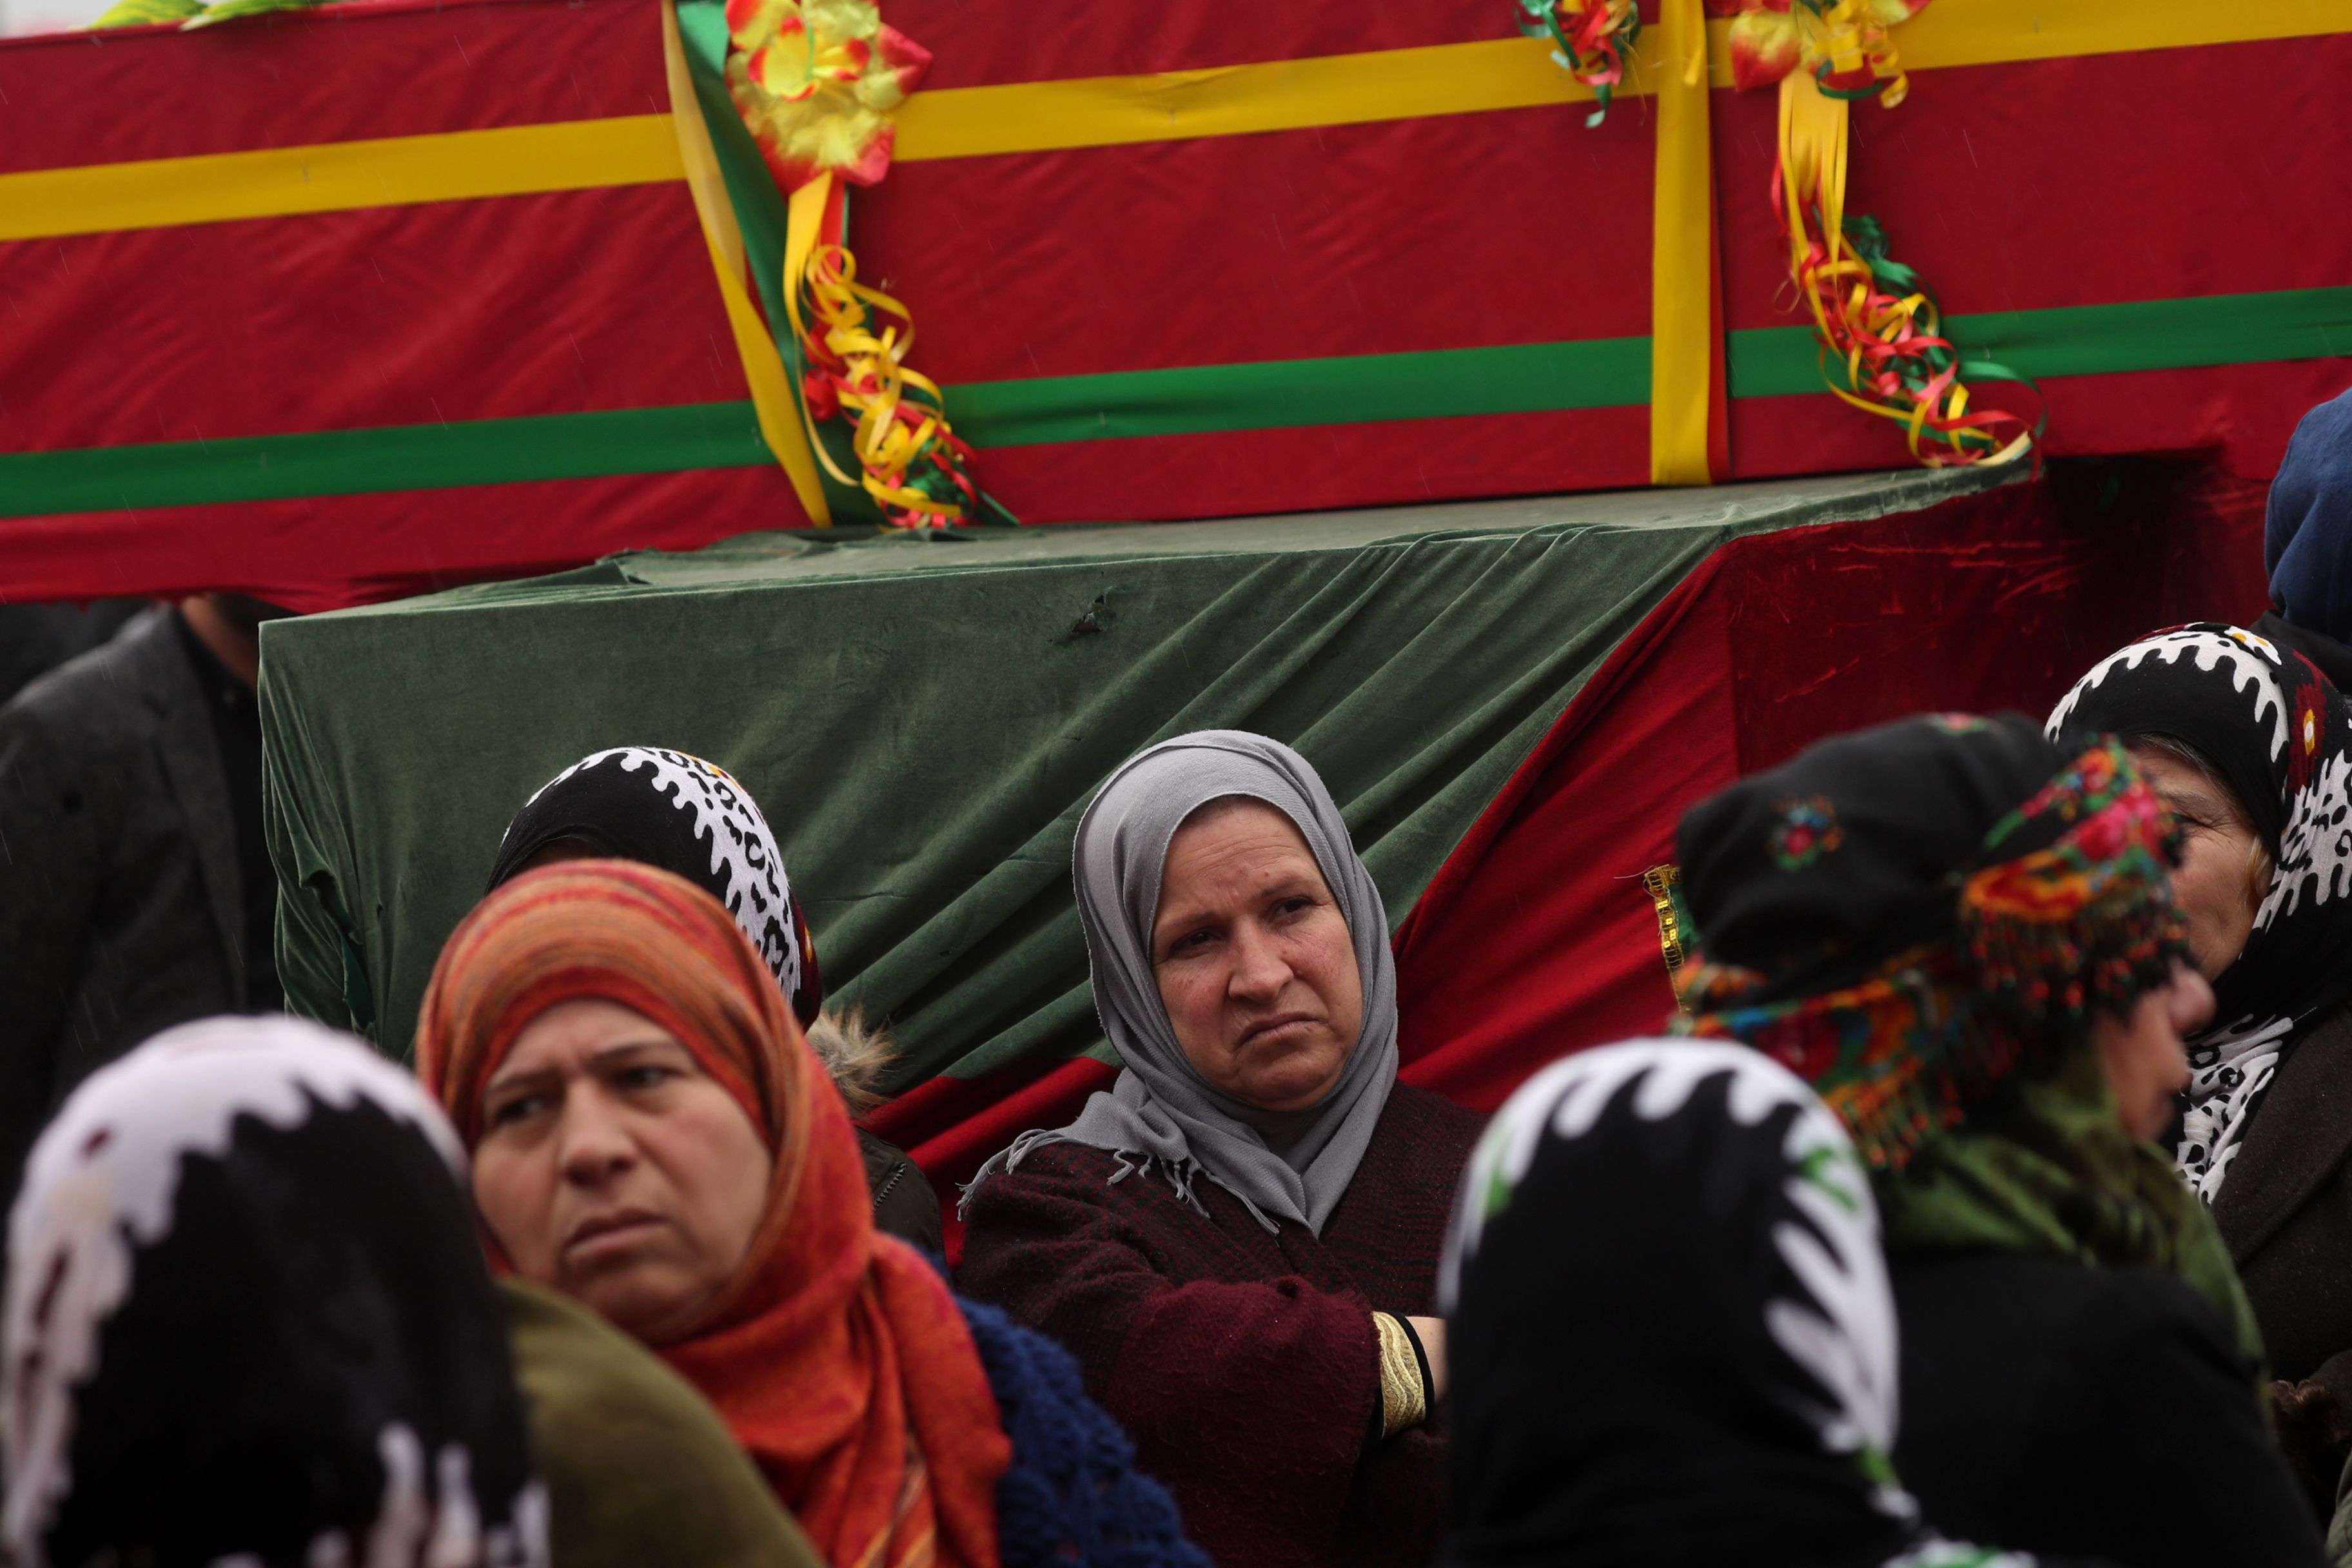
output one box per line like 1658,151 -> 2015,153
725,0 -> 999,527
1720,0 -> 1925,103
1515,0 -> 1643,126
1718,0 -> 2041,467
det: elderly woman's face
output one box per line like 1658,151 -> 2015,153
2127,744 -> 2266,981
471,997 -> 772,1344
2093,961 -> 2214,1139
1152,799 -> 1364,1112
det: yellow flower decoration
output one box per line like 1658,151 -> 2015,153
723,0 -> 930,190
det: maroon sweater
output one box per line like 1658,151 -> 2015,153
956,1083 -> 1484,1568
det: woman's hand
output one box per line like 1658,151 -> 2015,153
1407,1316 -> 1448,1404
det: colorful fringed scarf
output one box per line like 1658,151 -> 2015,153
1671,715 -> 2260,1360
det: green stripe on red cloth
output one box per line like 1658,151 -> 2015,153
0,402 -> 770,518
908,284 -> 2352,443
1,465 -> 803,614
3,284 -> 2347,516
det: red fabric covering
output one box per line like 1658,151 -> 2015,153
1391,461 -> 2273,1111
861,31 -> 2352,526
0,0 -> 663,168
0,0 -> 810,612
3,0 -> 2343,605
1710,38 -> 2352,487
5,190 -> 733,451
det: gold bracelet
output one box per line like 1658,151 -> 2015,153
1372,1312 -> 1428,1436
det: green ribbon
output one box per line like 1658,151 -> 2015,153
673,0 -> 881,524
4,284 -> 2347,517
0,402 -> 773,519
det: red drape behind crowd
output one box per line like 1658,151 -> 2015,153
1391,460 -> 2273,1108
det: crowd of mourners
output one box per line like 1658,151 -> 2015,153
1,388 -> 2351,1568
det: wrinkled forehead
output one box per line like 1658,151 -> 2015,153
1087,750 -> 1341,941
2124,738 -> 2251,821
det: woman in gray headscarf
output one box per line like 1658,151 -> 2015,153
957,731 -> 1484,1568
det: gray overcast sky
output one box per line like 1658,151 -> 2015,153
3,0 -> 121,36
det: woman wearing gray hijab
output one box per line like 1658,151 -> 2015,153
957,731 -> 1483,1568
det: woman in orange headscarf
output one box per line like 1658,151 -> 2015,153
415,859 -> 1205,1568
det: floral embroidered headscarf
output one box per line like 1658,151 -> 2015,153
1666,714 -> 2259,1357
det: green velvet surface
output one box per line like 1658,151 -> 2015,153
260,466 -> 2007,1079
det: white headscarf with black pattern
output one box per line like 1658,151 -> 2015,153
3,1017 -> 550,1568
1440,1039 -> 2037,1568
488,747 -> 820,1026
2050,623 -> 2352,1200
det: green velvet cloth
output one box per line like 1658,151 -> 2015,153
259,469 -> 2006,1082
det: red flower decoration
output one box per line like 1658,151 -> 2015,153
2288,653 -> 2328,794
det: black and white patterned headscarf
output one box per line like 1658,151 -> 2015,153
2050,623 -> 2352,1200
3,1017 -> 550,1568
1440,1041 -> 2039,1568
487,747 -> 820,1026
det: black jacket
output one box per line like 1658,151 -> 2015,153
1892,1249 -> 2324,1568
858,1126 -> 943,1254
2215,996 -> 2352,1408
0,609 -> 256,1204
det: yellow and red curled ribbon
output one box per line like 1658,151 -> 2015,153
785,176 -> 985,527
1772,72 -> 2035,465
1719,0 -> 2038,466
724,0 -> 989,527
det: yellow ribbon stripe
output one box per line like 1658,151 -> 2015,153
783,173 -> 854,491
662,1 -> 832,523
1815,0 -> 2347,79
0,116 -> 679,242
0,0 -> 2338,239
897,0 -> 2348,162
1649,0 -> 1715,487
892,37 -> 1614,162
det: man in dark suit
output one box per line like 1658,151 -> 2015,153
0,601 -> 142,707
0,594 -> 286,1208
